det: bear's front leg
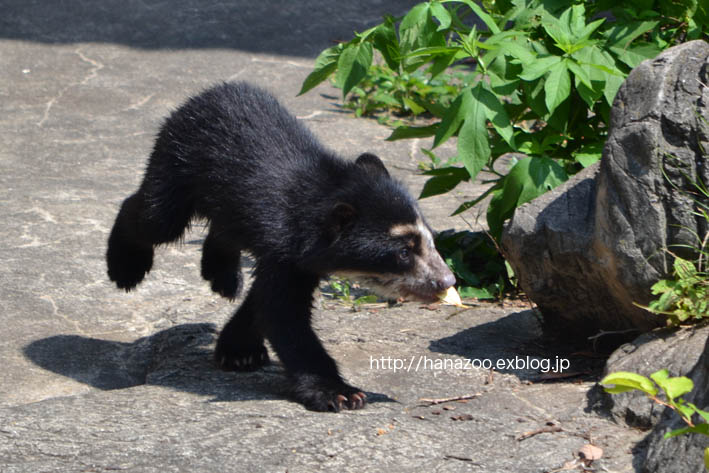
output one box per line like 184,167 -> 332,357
251,262 -> 366,412
214,286 -> 270,372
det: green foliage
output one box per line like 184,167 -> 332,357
339,65 -> 468,121
300,0 -> 706,238
601,369 -> 709,469
325,278 -> 379,309
486,156 -> 568,238
647,257 -> 709,326
299,0 -> 708,297
434,230 -> 511,299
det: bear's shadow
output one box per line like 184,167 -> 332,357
23,322 -> 394,406
24,323 -> 287,403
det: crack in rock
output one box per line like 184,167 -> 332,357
36,47 -> 104,127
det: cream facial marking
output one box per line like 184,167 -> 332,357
389,217 -> 435,247
416,219 -> 436,250
388,222 -> 419,237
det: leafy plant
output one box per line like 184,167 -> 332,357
646,256 -> 708,326
341,64 -> 469,122
300,0 -> 707,242
325,278 -> 379,309
434,229 -> 511,299
641,153 -> 709,326
601,369 -> 709,470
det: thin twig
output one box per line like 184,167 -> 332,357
587,328 -> 640,341
516,424 -> 563,441
419,392 -> 483,405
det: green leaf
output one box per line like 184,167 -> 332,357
575,80 -> 601,108
433,88 -> 472,148
565,57 -> 592,90
399,3 -> 431,50
522,76 -> 547,117
572,43 -> 619,85
486,156 -> 568,239
478,82 -> 515,149
399,2 -> 446,67
335,41 -> 373,98
519,55 -> 561,81
458,83 -> 491,180
372,17 -> 401,71
610,43 -> 662,69
428,50 -> 460,80
386,125 -> 438,141
542,11 -> 571,50
544,60 -> 571,115
567,5 -> 586,38
651,279 -> 673,295
403,97 -> 425,115
677,403 -> 697,422
354,294 -> 379,305
674,257 -> 697,278
665,425 -> 693,439
543,95 -> 570,132
405,45 -> 464,57
665,423 -> 709,438
573,142 -> 603,167
430,2 -> 452,31
443,0 -> 500,34
419,166 -> 470,198
498,40 -> 536,64
605,20 -> 659,48
446,250 -> 480,286
604,72 -> 625,107
298,44 -> 343,96
600,371 -> 659,396
458,286 -> 495,299
651,369 -> 694,401
649,368 -> 669,385
578,18 -> 606,41
689,403 -> 709,424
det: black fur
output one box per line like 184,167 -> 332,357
107,82 -> 451,411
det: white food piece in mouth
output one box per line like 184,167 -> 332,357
438,286 -> 467,308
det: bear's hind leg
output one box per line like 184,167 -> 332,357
107,192 -> 155,290
107,178 -> 195,290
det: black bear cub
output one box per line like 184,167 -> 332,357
107,82 -> 455,412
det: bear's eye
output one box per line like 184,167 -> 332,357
397,247 -> 411,263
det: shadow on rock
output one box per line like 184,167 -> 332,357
23,323 -> 287,403
430,310 -> 606,381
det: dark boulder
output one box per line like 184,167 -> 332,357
501,40 -> 709,335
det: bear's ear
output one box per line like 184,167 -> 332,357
355,153 -> 390,178
326,202 -> 357,239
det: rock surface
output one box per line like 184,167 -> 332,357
501,40 -> 709,335
640,331 -> 709,472
589,324 -> 709,430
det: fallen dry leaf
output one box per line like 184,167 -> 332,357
578,443 -> 603,461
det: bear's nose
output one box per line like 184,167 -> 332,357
435,271 -> 456,292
